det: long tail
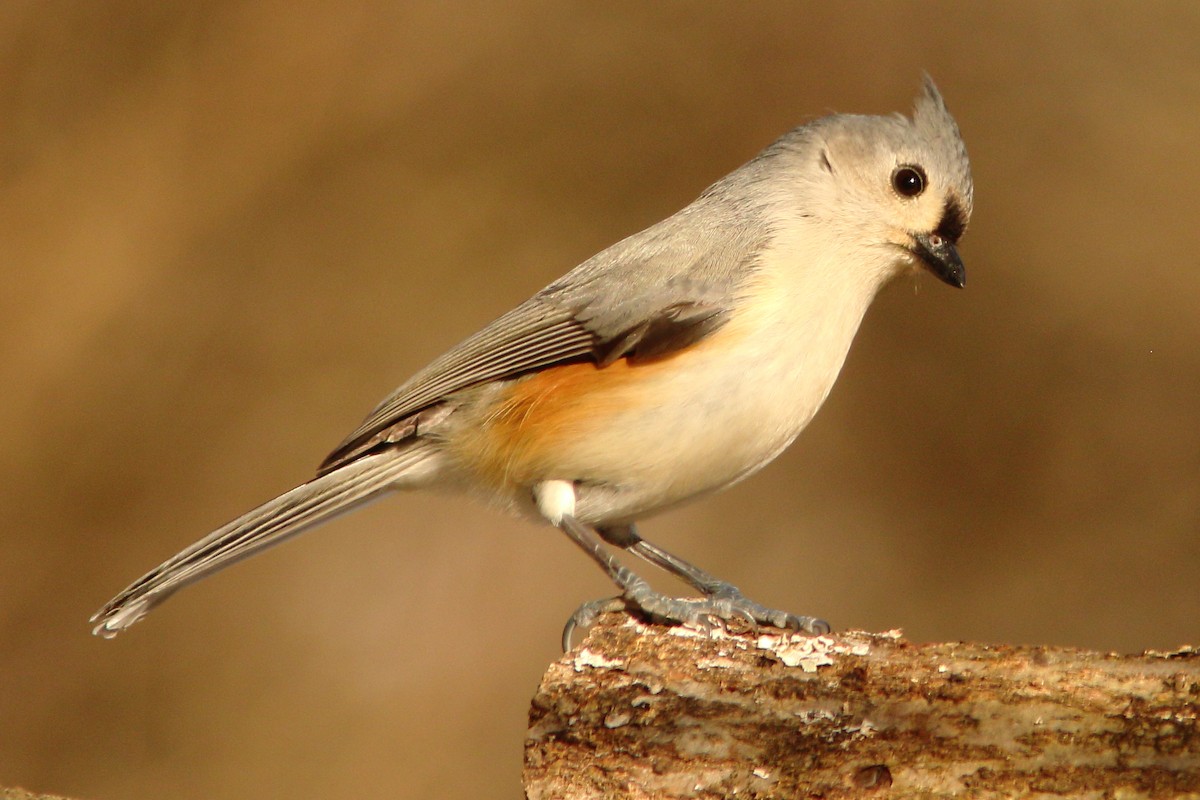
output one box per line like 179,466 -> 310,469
91,444 -> 439,638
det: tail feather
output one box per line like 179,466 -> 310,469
91,444 -> 438,638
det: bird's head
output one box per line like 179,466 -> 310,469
794,76 -> 973,289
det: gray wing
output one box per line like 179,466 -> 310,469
320,188 -> 772,473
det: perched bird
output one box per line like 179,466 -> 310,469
92,76 -> 972,649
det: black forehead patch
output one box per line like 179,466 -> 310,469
936,197 -> 968,244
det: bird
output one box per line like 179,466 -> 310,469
92,76 -> 972,649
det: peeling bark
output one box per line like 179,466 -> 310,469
1,790 -> 76,800
525,615 -> 1200,799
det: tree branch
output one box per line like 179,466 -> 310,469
525,615 -> 1199,799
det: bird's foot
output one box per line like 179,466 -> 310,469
561,582 -> 830,651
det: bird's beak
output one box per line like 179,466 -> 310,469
910,232 -> 965,288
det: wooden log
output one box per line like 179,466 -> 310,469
525,614 -> 1199,799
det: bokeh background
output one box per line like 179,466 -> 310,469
2,2 -> 1197,798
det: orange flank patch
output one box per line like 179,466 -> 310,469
452,347 -> 701,491
463,359 -> 650,488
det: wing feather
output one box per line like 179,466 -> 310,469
320,175 -> 775,473
320,300 -> 594,472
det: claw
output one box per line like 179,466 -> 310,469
561,596 -> 626,651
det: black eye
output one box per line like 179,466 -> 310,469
891,165 -> 926,198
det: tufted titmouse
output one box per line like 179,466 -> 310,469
92,77 -> 972,648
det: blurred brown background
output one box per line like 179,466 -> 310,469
2,2 -> 1197,798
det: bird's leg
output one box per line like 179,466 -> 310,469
555,514 -> 707,650
536,481 -> 829,650
597,523 -> 832,636
597,523 -> 729,593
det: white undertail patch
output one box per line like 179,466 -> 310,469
534,479 -> 577,525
